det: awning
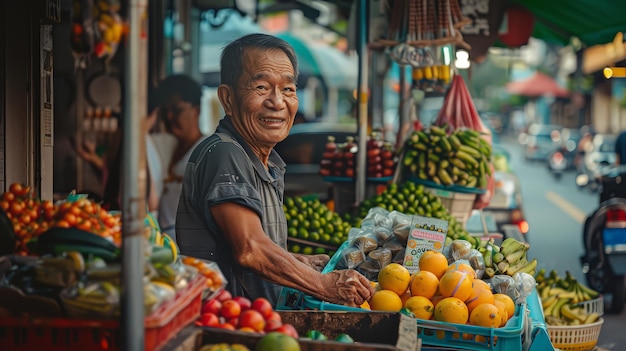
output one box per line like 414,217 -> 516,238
511,0 -> 626,47
506,72 -> 570,98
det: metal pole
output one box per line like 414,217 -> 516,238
355,0 -> 369,205
122,0 -> 148,350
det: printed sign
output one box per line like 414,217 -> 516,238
403,215 -> 449,273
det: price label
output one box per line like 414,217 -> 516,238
396,313 -> 421,351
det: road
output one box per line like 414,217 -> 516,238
497,136 -> 625,349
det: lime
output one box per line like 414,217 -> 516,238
288,227 -> 298,237
309,232 -> 320,242
289,218 -> 299,228
289,208 -> 298,217
290,244 -> 301,253
298,229 -> 309,240
285,197 -> 295,208
330,237 -> 342,246
302,219 -> 310,229
322,234 -> 331,243
314,247 -> 326,255
311,220 -> 321,230
302,246 -> 313,255
324,223 -> 334,234
319,217 -> 327,227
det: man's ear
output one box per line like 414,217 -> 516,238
217,84 -> 233,116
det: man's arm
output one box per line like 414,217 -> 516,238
210,202 -> 373,306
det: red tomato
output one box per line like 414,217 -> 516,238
10,201 -> 24,216
219,300 -> 241,319
199,312 -> 220,327
3,192 -> 15,202
215,289 -> 232,302
251,297 -> 274,319
201,299 -> 222,315
9,183 -> 25,196
274,323 -> 299,339
1,200 -> 9,211
238,309 -> 266,332
264,319 -> 283,333
64,213 -> 77,226
267,311 -> 282,323
232,296 -> 252,312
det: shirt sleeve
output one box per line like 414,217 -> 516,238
190,141 -> 263,219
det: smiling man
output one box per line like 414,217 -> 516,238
175,33 -> 373,307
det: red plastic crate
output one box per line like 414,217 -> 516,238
0,275 -> 205,351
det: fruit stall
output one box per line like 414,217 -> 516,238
0,1 -> 608,351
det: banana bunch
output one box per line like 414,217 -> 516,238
477,237 -> 537,278
402,126 -> 492,189
536,269 -> 601,326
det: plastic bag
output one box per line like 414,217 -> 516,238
512,272 -> 537,304
466,249 -> 486,280
335,246 -> 366,270
447,239 -> 473,261
360,207 -> 392,228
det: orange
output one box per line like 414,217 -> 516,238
445,261 -> 477,279
378,263 -> 411,296
473,279 -> 491,291
369,289 -> 403,312
434,297 -> 468,324
438,271 -> 473,302
494,300 -> 509,327
465,283 -> 495,313
494,293 -> 515,321
409,270 -> 439,299
469,303 -> 501,328
404,296 -> 434,320
418,251 -> 449,279
360,300 -> 371,310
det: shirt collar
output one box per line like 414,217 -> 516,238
216,117 -> 286,182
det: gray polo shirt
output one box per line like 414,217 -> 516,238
176,117 -> 287,305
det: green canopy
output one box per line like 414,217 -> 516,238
512,0 -> 626,47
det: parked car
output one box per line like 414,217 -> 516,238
273,122 -> 358,202
522,123 -> 562,162
576,134 -> 617,192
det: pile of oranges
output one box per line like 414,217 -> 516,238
366,250 -> 516,330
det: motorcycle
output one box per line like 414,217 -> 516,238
580,165 -> 626,314
546,148 -> 569,180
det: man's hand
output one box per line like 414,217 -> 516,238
293,253 -> 330,272
322,269 -> 374,307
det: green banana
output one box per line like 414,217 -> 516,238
505,248 -> 527,264
493,252 -> 504,264
541,295 -> 558,309
583,312 -> 600,324
497,261 -> 510,274
551,298 -> 570,319
560,304 -> 586,323
517,258 -> 538,275
505,258 -> 529,275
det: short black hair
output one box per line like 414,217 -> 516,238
220,33 -> 299,88
155,74 -> 202,106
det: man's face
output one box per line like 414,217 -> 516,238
228,47 -> 298,148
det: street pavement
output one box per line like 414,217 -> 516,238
496,135 -> 625,349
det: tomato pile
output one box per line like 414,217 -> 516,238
1,183 -> 51,254
198,291 -> 299,338
1,183 -> 122,254
319,132 -> 397,179
53,198 -> 121,246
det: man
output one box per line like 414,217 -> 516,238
152,75 -> 207,240
616,130 -> 626,165
175,34 -> 373,307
